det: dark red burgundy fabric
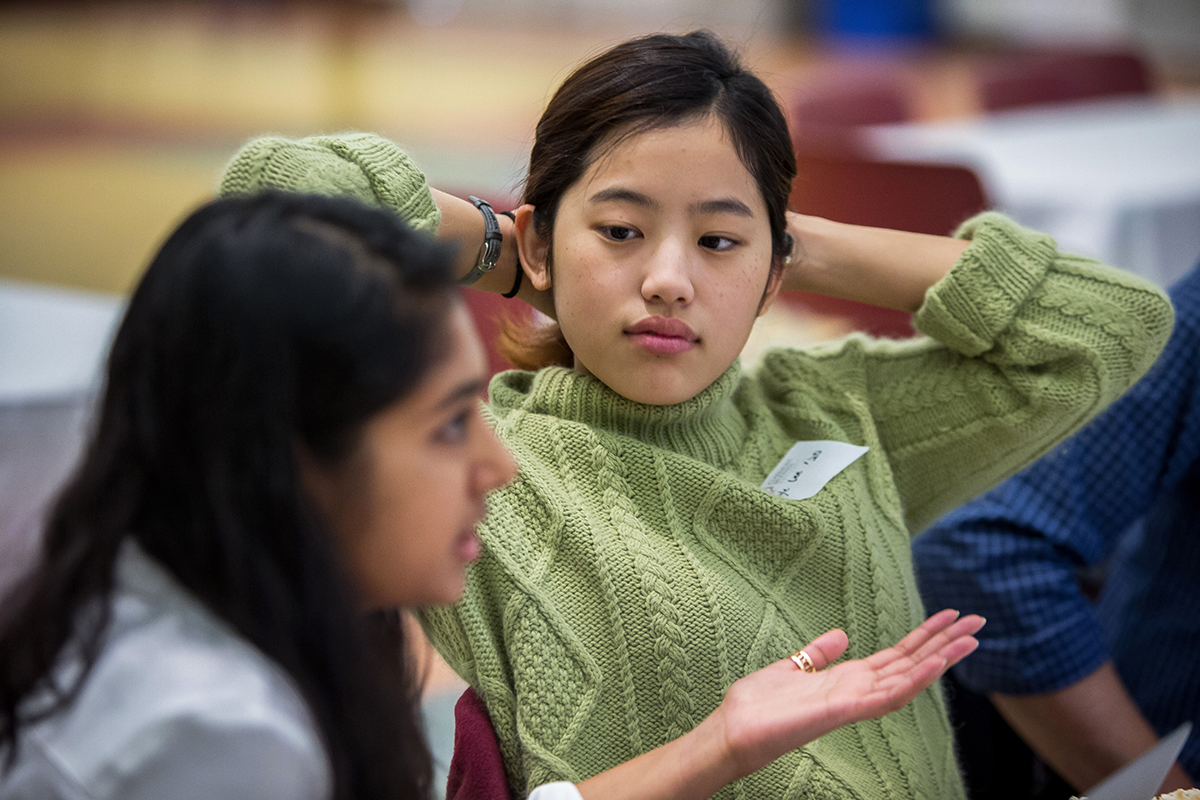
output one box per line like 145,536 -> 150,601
446,686 -> 512,800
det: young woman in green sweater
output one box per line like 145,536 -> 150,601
219,31 -> 1174,799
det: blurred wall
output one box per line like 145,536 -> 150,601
0,1 -> 799,295
2,0 -> 1197,296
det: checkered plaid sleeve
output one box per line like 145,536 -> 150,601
913,263 -> 1200,695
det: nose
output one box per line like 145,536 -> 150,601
474,423 -> 517,496
641,238 -> 694,307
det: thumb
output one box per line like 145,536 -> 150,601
794,629 -> 849,671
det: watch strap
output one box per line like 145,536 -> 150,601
458,196 -> 502,286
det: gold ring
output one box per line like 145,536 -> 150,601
790,649 -> 816,673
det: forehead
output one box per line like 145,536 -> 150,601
381,302 -> 485,423
577,116 -> 764,209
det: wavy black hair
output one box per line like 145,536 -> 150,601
0,191 -> 458,799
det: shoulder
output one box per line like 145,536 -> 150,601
10,549 -> 330,800
749,335 -> 941,403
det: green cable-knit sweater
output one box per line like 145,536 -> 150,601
220,133 -> 1174,800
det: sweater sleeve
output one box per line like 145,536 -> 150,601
799,213 -> 1173,533
217,132 -> 441,233
913,263 -> 1200,694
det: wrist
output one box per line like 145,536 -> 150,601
429,188 -> 523,296
783,214 -> 967,312
782,214 -> 843,294
457,196 -> 502,286
687,705 -> 748,791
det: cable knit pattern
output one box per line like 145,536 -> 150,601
215,134 -> 1173,799
422,215 -> 1173,800
218,133 -> 441,234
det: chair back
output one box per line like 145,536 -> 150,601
788,72 -> 912,155
979,49 -> 1153,112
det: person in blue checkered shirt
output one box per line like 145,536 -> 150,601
914,262 -> 1199,799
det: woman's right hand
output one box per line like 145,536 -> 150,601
714,608 -> 984,779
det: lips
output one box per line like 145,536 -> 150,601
456,528 -> 482,563
625,316 -> 698,355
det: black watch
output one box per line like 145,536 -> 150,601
458,196 -> 502,286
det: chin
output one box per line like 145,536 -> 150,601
603,369 -> 711,407
384,574 -> 467,609
416,583 -> 464,609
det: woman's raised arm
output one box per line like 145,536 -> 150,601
783,212 -> 970,313
430,189 -> 554,317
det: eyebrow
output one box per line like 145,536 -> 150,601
588,187 -> 658,210
438,377 -> 487,409
691,198 -> 755,218
587,187 -> 755,219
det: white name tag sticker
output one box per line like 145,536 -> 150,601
760,441 -> 869,501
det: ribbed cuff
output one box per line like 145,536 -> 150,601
218,132 -> 441,233
914,212 -> 1057,357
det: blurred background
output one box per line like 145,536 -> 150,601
2,0 -> 1199,795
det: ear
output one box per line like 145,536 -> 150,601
514,204 -> 552,292
757,259 -> 786,317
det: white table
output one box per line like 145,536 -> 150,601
864,96 -> 1200,288
0,279 -> 124,593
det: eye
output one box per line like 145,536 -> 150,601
599,225 -> 641,242
434,408 -> 472,445
698,235 -> 738,252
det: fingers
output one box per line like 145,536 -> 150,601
780,611 -> 984,678
774,628 -> 849,676
906,613 -> 985,665
798,629 -> 849,671
865,610 -> 985,673
937,633 -> 980,670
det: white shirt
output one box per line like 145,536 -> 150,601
0,543 -> 583,800
0,543 -> 331,800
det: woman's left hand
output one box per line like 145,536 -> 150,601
714,608 -> 984,779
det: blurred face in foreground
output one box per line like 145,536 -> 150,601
521,114 -> 783,405
305,301 -> 517,608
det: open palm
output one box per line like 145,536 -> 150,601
718,608 -> 985,776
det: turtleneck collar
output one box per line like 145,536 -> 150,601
488,362 -> 748,468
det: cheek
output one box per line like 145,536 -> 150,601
711,259 -> 774,323
351,459 -> 446,593
551,248 -> 621,321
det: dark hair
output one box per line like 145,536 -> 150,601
0,192 -> 457,800
501,30 -> 797,370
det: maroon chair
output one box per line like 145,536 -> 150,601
785,150 -> 990,338
788,72 -> 913,155
462,288 -> 523,379
978,49 -> 1153,112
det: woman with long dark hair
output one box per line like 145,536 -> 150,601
0,191 -> 505,799
0,190 -> 980,800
